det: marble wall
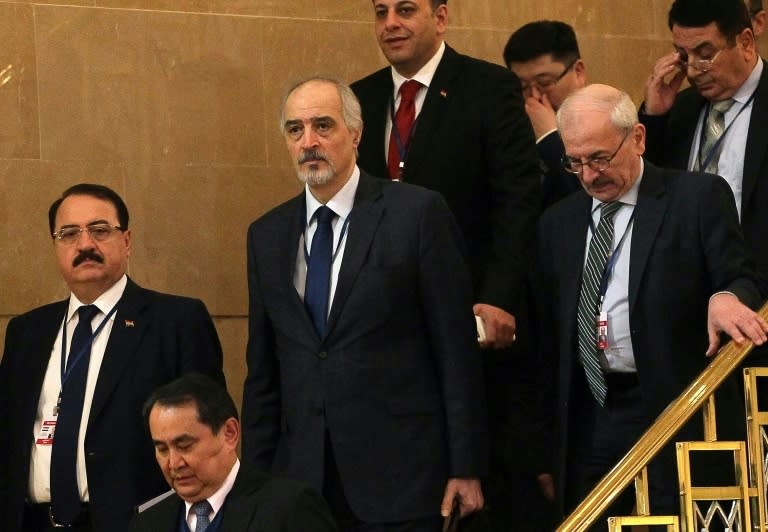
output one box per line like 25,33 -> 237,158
0,0 -> 684,406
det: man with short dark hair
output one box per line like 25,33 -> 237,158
0,183 -> 224,532
242,76 -> 487,532
129,373 -> 337,532
504,20 -> 585,208
747,0 -> 766,38
642,0 -> 768,375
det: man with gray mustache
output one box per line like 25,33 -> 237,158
242,77 -> 487,531
0,183 -> 224,532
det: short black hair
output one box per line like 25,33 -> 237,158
142,373 -> 238,435
748,0 -> 764,17
503,20 -> 580,68
668,0 -> 752,42
48,183 -> 130,234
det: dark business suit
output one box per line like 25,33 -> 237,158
0,278 -> 225,532
352,44 -> 546,529
129,463 -> 338,532
536,160 -> 760,522
241,172 -> 487,524
538,130 -> 582,210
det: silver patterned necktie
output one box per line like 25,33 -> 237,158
192,500 -> 212,532
577,201 -> 622,406
697,98 -> 735,174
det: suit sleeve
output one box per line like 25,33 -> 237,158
699,174 -> 762,307
241,224 -> 280,471
638,104 -> 671,166
176,298 -> 225,385
478,68 -> 542,314
538,130 -> 581,209
418,193 -> 489,477
280,486 -> 339,532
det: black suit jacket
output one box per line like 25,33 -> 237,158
641,60 -> 768,298
0,278 -> 225,532
241,172 -> 488,523
536,161 -> 760,512
351,44 -> 541,315
128,463 -> 338,532
537,130 -> 582,210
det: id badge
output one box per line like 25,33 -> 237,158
36,417 -> 57,445
596,311 -> 609,350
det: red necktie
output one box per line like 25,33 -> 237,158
388,80 -> 422,180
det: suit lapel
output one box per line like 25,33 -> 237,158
561,193 -> 592,347
220,465 -> 268,532
743,59 -> 768,210
403,45 -> 461,180
363,69 -> 395,175
87,279 -> 149,425
283,194 -> 315,333
326,173 -> 384,336
628,161 -> 667,313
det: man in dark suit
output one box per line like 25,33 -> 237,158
504,19 -> 584,209
241,77 -> 487,531
0,183 -> 225,532
537,84 -> 768,530
129,373 -> 337,532
350,2 -> 544,527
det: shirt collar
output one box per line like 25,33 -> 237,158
184,459 -> 240,523
730,58 -> 763,104
590,157 -> 644,211
304,165 -> 360,223
67,274 -> 127,322
390,41 -> 446,97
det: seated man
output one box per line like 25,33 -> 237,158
504,20 -> 585,208
130,374 -> 337,532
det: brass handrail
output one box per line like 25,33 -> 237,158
556,302 -> 768,532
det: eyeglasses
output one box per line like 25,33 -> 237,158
52,223 -> 124,245
519,58 -> 578,93
562,130 -> 630,174
677,47 -> 724,73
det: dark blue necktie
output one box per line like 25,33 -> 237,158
305,206 -> 336,337
51,304 -> 99,525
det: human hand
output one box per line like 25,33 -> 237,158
473,303 -> 517,349
525,89 -> 557,139
644,51 -> 686,116
440,477 -> 484,518
706,292 -> 768,356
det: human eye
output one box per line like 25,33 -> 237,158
314,119 -> 334,135
88,225 -> 112,240
374,6 -> 388,18
397,4 -> 416,16
285,123 -> 303,139
56,227 -> 81,242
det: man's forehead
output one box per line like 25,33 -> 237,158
672,22 -> 724,48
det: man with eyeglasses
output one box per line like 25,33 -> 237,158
0,183 -> 225,532
536,83 -> 768,530
504,20 -> 586,209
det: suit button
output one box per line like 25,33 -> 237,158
318,350 -> 328,359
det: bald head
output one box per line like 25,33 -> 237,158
556,84 -> 638,136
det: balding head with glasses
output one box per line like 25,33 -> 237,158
557,84 -> 646,203
48,183 -> 131,304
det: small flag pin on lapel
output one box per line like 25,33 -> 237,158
440,89 -> 448,98
124,319 -> 135,328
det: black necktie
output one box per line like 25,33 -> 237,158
51,304 -> 99,524
305,206 -> 336,337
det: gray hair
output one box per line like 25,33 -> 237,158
279,76 -> 363,134
556,84 -> 637,134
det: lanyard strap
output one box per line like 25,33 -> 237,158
59,303 -> 119,386
303,215 -> 351,264
588,207 -> 636,311
696,91 -> 756,171
389,96 -> 421,172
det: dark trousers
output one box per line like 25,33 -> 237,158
322,433 -> 443,532
564,372 -> 677,532
23,503 -> 93,532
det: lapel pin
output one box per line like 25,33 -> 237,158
440,89 -> 448,98
124,319 -> 135,328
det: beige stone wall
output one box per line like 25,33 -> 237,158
0,0 -> 677,407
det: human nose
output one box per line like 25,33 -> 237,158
300,127 -> 319,149
75,228 -> 97,248
168,448 -> 185,470
383,9 -> 401,30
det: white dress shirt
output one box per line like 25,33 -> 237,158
29,274 -> 127,502
185,459 -> 240,531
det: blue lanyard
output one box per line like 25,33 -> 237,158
389,94 -> 421,177
303,214 -> 351,264
696,91 -> 756,171
59,303 -> 119,386
588,207 -> 636,312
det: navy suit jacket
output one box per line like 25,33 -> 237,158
0,278 -> 225,532
128,463 -> 338,532
641,59 -> 768,299
241,172 -> 488,522
351,44 -> 541,316
537,130 -> 582,210
536,160 -> 760,513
